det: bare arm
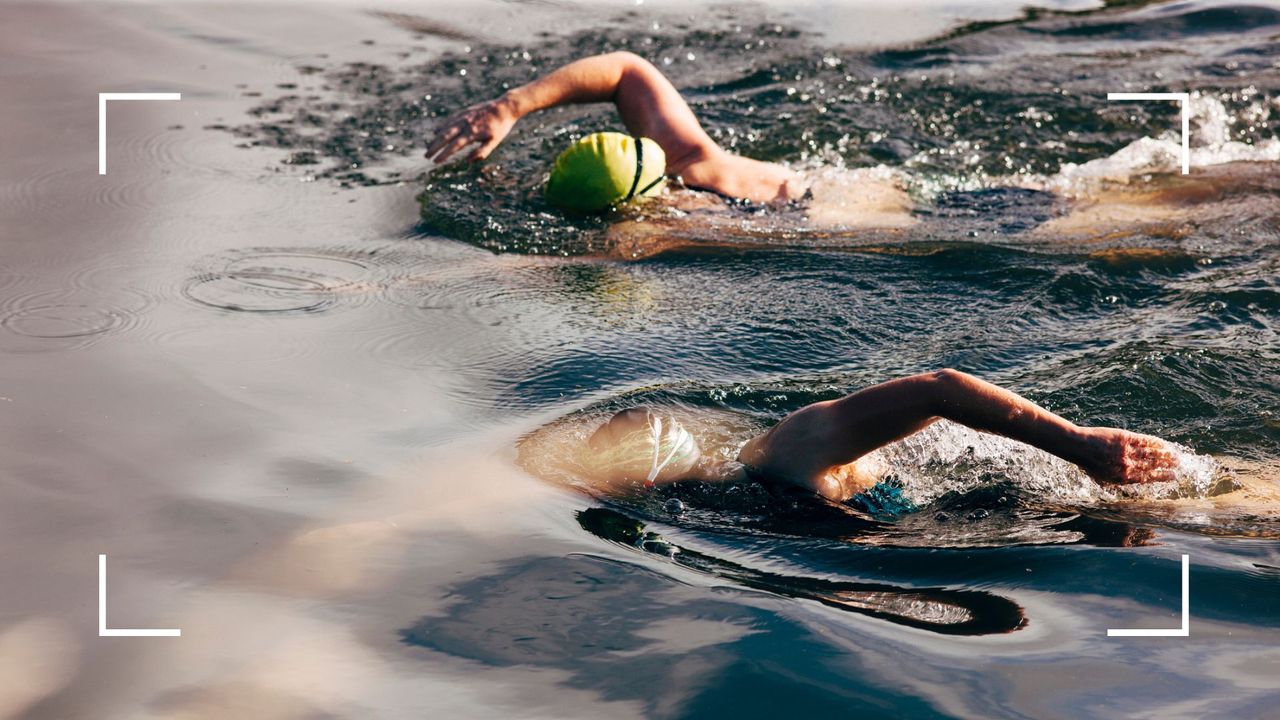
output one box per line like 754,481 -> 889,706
739,369 -> 1178,500
426,52 -> 716,168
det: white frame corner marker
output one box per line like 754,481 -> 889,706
98,92 -> 182,175
98,554 -> 181,638
1106,92 -> 1191,175
1107,554 -> 1190,638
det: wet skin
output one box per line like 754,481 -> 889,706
425,51 -> 803,203
595,369 -> 1180,502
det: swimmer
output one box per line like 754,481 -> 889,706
586,369 -> 1180,509
425,51 -> 808,206
424,52 -> 1272,256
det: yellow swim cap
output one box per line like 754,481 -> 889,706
545,132 -> 666,212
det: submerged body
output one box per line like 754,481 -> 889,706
426,52 -> 1276,261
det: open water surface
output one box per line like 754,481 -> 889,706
2,1 -> 1279,718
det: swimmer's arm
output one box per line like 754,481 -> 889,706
746,369 -> 1176,500
427,52 -> 717,168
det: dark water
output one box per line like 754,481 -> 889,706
243,0 -> 1280,713
4,1 -> 1280,718
237,0 -> 1280,252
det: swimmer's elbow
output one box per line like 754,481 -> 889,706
604,51 -> 652,73
929,368 -> 968,387
591,52 -> 654,102
924,368 -> 970,415
609,52 -> 665,89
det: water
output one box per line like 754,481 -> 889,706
2,1 -> 1279,718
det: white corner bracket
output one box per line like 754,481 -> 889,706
1107,554 -> 1190,637
98,554 -> 181,637
1106,92 -> 1191,175
98,92 -> 182,175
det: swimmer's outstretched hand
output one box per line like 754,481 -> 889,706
426,96 -> 518,164
1080,428 -> 1180,485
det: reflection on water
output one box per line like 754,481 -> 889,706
574,507 -> 1029,635
401,553 -> 961,718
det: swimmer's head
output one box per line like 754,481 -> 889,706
546,132 -> 666,212
586,408 -> 701,486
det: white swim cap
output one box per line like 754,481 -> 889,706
588,411 -> 701,486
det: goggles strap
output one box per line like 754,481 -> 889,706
624,136 -> 645,202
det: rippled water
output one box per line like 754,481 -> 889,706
3,1 -> 1280,718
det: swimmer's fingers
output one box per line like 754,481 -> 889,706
1085,429 -> 1180,485
428,99 -> 516,163
1142,447 -> 1180,484
462,104 -> 515,162
431,133 -> 474,165
429,115 -> 483,163
426,109 -> 480,160
1124,437 -> 1180,484
426,120 -> 463,158
467,134 -> 502,162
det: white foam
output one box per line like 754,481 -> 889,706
870,420 -> 1220,507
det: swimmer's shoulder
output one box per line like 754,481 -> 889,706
673,152 -> 803,205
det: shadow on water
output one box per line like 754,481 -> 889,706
573,507 -> 1028,636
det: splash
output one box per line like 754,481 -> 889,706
869,419 -> 1221,507
1047,93 -> 1280,194
521,392 -> 1225,525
